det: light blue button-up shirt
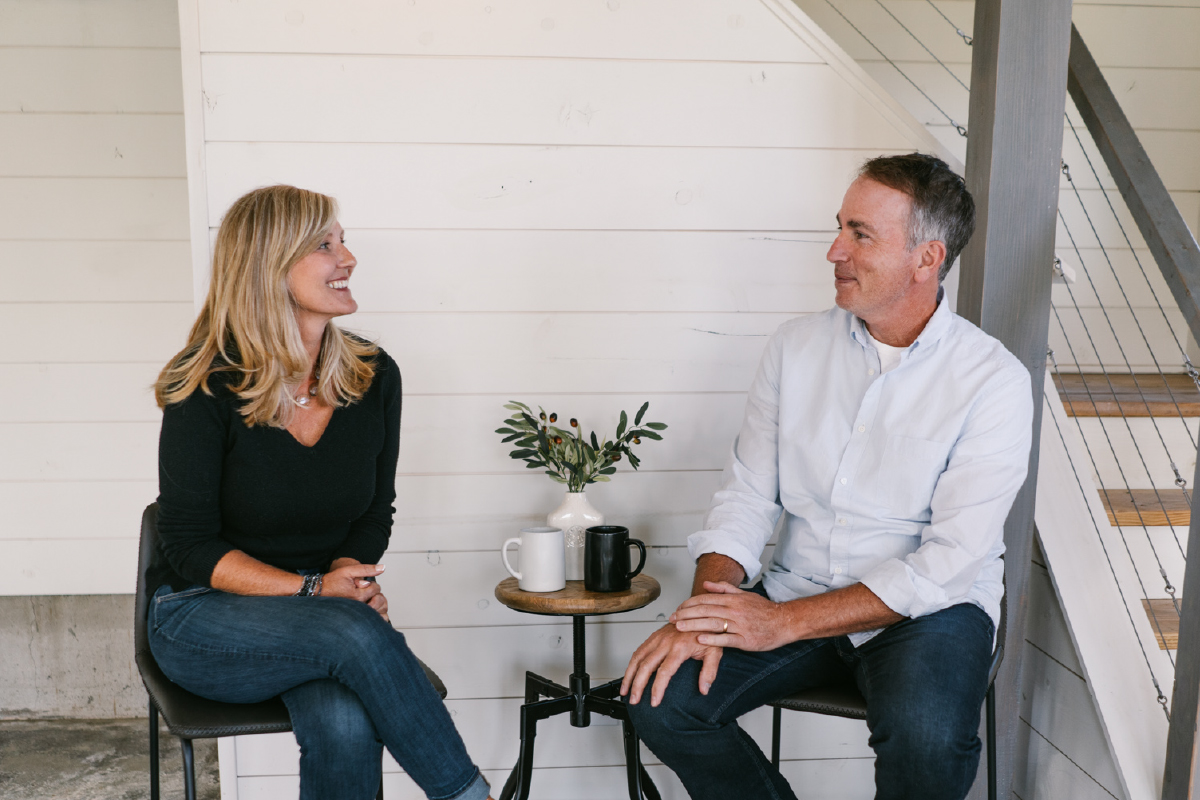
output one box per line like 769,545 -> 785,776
688,295 -> 1033,645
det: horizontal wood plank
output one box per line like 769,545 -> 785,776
0,364 -> 163,422
196,0 -> 822,63
0,538 -> 138,595
203,143 -> 896,232
1101,489 -> 1190,527
343,229 -> 836,314
0,481 -> 157,542
1074,5 -> 1200,69
0,177 -> 189,240
1053,373 -> 1200,417
0,0 -> 180,48
0,240 -> 191,302
0,422 -> 159,482
0,114 -> 185,178
1143,598 -> 1181,650
200,55 -> 909,150
2,302 -> 192,363
0,48 -> 183,113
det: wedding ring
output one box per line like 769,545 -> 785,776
722,620 -> 729,633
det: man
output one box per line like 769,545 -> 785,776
621,153 -> 1033,800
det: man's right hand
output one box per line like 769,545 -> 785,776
620,623 -> 723,708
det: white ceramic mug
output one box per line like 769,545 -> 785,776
502,527 -> 566,593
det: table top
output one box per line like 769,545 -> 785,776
495,576 -> 661,616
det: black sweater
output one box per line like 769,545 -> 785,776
149,351 -> 401,594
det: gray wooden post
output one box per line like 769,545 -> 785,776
1065,22 -> 1200,800
956,1 -> 1073,796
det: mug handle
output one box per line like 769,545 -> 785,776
502,538 -> 522,580
626,539 -> 647,580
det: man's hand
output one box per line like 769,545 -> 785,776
620,623 -> 723,707
671,581 -> 793,652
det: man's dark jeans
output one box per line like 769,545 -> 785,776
625,602 -> 995,800
148,585 -> 486,800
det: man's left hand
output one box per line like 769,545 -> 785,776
670,581 -> 793,651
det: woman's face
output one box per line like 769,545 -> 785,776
287,221 -> 358,327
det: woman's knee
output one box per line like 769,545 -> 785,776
285,680 -> 381,756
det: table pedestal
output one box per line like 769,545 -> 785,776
498,616 -> 661,800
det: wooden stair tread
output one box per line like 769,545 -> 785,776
1100,488 -> 1190,527
1054,373 -> 1200,417
1143,599 -> 1181,650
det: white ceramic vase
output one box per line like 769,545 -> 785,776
547,492 -> 604,581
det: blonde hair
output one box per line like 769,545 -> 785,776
155,185 -> 377,427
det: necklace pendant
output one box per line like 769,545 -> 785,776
296,394 -> 311,407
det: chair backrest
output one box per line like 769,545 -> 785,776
134,503 -> 159,662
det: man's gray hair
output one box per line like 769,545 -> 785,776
858,153 -> 976,281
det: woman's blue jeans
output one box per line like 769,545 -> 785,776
625,602 -> 995,800
148,585 -> 489,800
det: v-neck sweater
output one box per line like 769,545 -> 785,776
149,350 -> 402,594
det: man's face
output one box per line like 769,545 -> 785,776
827,178 -> 927,325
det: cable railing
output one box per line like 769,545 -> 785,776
793,0 -> 1200,780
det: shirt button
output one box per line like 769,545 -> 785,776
840,478 -> 847,485
858,425 -> 866,433
834,567 -> 843,575
837,518 -> 847,525
868,369 -> 876,376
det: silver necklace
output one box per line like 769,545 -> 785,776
296,375 -> 319,407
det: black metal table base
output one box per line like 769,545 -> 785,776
498,617 -> 661,800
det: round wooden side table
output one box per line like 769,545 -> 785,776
493,575 -> 663,800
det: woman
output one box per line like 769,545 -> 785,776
147,185 -> 491,800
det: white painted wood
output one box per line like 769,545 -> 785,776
177,0 -> 212,309
1074,6 -> 1200,69
0,538 -> 138,594
0,0 -> 180,47
1097,68 -> 1200,131
1022,630 -> 1127,797
389,470 -> 723,552
3,303 -> 193,363
1025,560 -> 1084,678
348,311 -> 784,396
0,177 -> 189,240
1035,378 -> 1169,800
201,55 -> 909,151
1048,304 -> 1192,371
203,143 -> 896,233
0,241 -> 191,302
0,114 -> 185,178
0,422 -> 159,482
789,0 -> 974,67
1065,417 -> 1198,491
344,229 -> 836,314
0,364 -> 163,422
218,738 -> 239,800
0,480 -> 156,541
1050,248 -> 1178,311
0,48 -> 183,113
196,0 -> 822,62
1015,720 -> 1129,800
400,392 -> 743,475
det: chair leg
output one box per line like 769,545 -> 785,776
376,778 -> 385,800
986,683 -> 997,800
771,706 -> 782,769
181,738 -> 197,800
148,700 -> 160,800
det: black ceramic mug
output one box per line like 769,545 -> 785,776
584,525 -> 647,592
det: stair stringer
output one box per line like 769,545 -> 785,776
1036,375 -> 1170,800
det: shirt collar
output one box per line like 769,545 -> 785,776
848,286 -> 952,352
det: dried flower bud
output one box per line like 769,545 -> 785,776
570,418 -> 578,427
539,412 -> 547,420
612,454 -> 622,462
549,413 -> 558,423
554,436 -> 563,444
633,437 -> 641,444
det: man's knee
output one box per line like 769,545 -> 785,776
625,662 -> 718,745
870,702 -> 981,794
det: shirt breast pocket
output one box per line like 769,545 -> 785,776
878,434 -> 949,519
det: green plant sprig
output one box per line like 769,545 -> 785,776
495,400 -> 668,493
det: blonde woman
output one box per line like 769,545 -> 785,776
147,185 -> 491,800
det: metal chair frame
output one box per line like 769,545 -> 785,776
135,503 -> 445,799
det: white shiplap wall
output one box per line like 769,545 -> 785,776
0,0 -> 192,592
177,1 -> 943,797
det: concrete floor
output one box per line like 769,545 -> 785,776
0,719 -> 220,800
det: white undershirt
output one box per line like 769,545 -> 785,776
866,328 -> 906,374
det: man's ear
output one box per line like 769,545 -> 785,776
915,240 -> 947,284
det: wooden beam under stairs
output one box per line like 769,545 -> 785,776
1101,488 -> 1190,527
1054,372 -> 1200,417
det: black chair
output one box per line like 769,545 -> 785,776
769,600 -> 1005,800
135,503 -> 447,800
